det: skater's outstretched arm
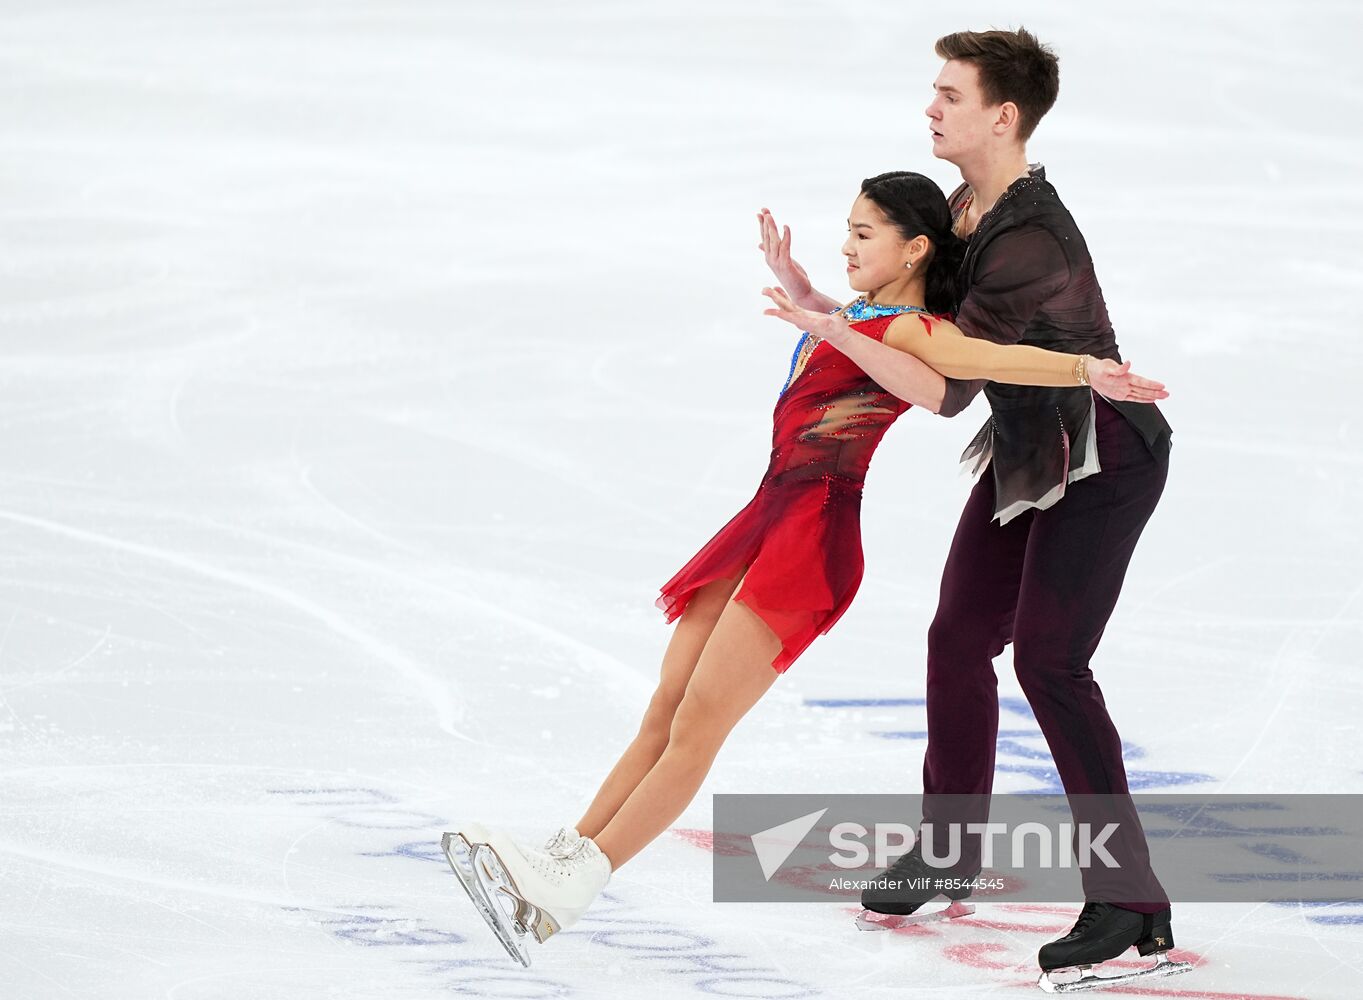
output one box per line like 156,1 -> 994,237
936,225 -> 1069,417
881,312 -> 1168,402
758,208 -> 842,313
762,288 -> 1168,404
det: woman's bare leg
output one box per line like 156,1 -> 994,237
573,572 -> 743,839
592,596 -> 782,869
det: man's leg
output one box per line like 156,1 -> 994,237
921,468 -> 1032,871
1012,398 -> 1170,910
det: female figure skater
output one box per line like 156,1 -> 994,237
443,171 -> 1168,966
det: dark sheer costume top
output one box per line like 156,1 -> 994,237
939,165 -> 1172,524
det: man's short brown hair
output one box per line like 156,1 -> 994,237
935,28 -> 1060,142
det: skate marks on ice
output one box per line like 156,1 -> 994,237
174,509 -> 656,709
267,785 -> 820,998
0,505 -> 474,743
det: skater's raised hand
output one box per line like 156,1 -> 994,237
1085,359 -> 1170,403
758,209 -> 812,300
762,286 -> 852,347
757,209 -> 841,314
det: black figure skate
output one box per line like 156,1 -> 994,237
855,844 -> 978,931
1036,902 -> 1192,993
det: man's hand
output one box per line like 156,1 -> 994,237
1088,358 -> 1169,403
762,286 -> 852,349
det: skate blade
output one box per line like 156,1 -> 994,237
440,831 -> 532,967
1037,952 -> 1193,993
856,900 -> 975,931
472,840 -> 562,946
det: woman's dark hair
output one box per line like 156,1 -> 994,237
858,171 -> 966,315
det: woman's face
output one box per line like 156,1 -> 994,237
842,193 -> 912,293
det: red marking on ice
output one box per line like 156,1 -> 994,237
671,827 -> 751,858
955,909 -> 1305,1000
672,828 -> 712,851
943,941 -> 1013,970
671,835 -> 1305,1000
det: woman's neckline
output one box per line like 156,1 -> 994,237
840,297 -> 930,317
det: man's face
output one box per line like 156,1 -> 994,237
924,60 -> 1001,165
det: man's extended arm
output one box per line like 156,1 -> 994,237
762,289 -> 1167,406
937,226 -> 1070,417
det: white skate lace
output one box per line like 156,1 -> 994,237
513,835 -> 602,887
544,826 -> 580,858
561,837 -> 611,879
559,837 -> 602,867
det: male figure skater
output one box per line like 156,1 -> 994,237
758,27 -> 1185,992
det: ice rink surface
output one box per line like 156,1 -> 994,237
1,1 -> 1361,997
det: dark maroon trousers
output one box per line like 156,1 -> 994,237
922,397 -> 1170,912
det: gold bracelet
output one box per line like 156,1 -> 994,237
1074,355 -> 1090,386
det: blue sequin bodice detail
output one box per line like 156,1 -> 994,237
779,299 -> 929,396
841,299 -> 930,322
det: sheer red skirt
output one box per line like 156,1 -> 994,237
655,476 -> 868,673
655,314 -> 911,673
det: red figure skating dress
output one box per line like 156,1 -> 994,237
656,300 -> 935,672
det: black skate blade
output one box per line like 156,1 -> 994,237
856,899 -> 975,931
441,831 -> 532,967
1037,952 -> 1192,993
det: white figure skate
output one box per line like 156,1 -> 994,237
442,824 -> 611,967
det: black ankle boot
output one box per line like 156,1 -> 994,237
859,844 -> 978,916
1038,902 -> 1175,971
